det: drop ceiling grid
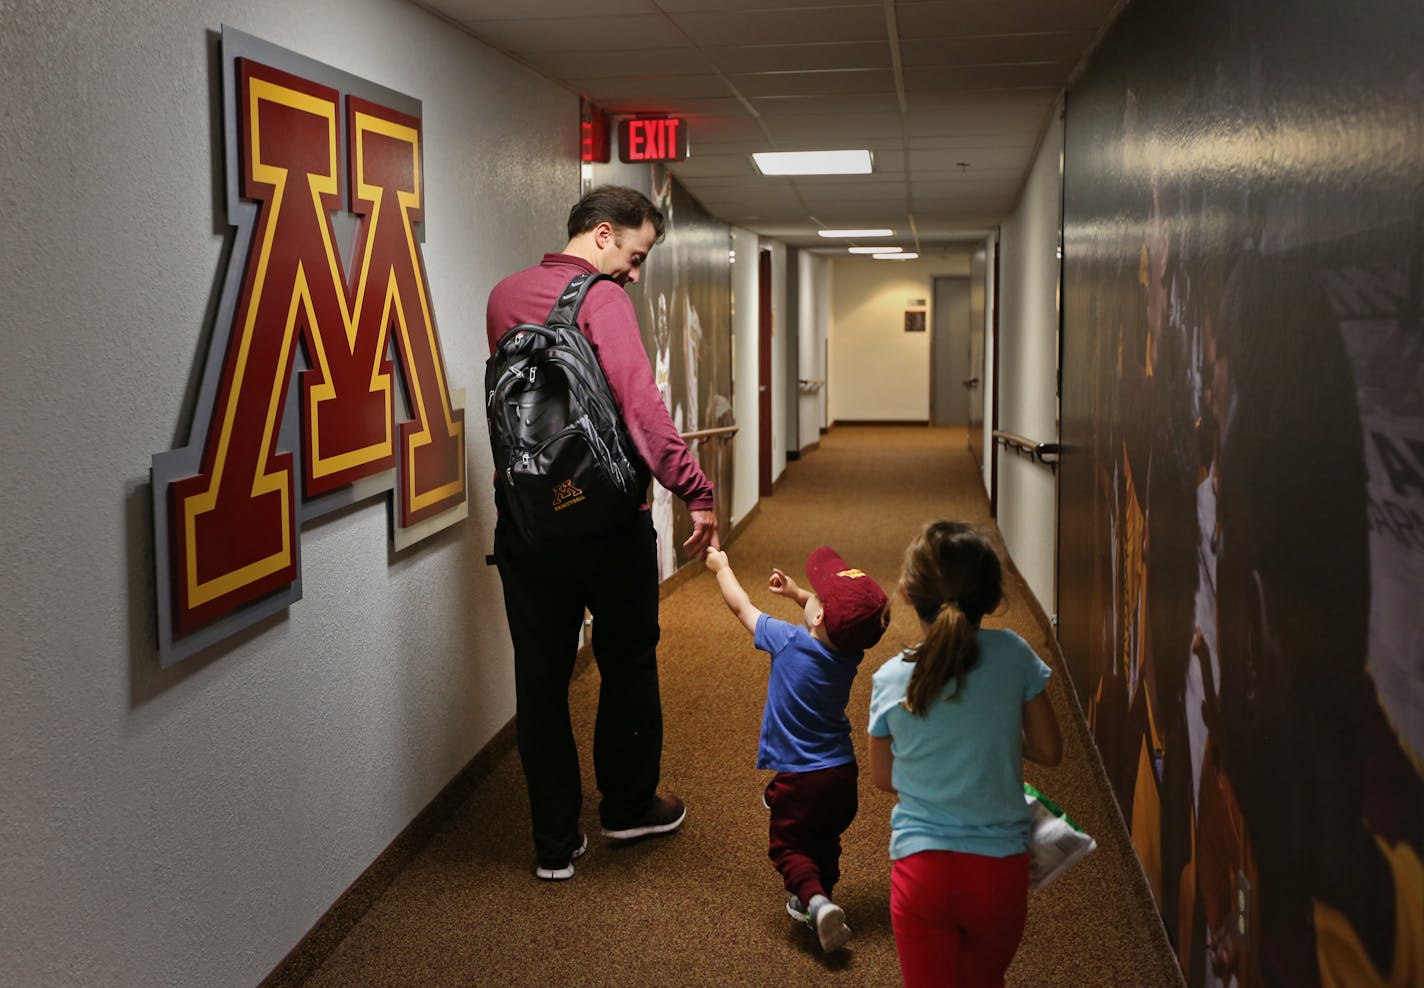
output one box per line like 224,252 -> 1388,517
413,0 -> 1116,245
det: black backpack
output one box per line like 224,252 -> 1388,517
485,272 -> 649,544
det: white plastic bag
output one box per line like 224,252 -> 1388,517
1025,783 -> 1097,890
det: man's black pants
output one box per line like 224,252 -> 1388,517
493,508 -> 663,868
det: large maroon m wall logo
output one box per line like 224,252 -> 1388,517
151,28 -> 466,665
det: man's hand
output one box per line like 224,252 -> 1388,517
705,546 -> 730,574
683,508 -> 719,557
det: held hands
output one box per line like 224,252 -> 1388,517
704,546 -> 730,574
683,508 -> 719,557
768,568 -> 802,600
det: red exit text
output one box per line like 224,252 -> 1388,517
618,116 -> 689,163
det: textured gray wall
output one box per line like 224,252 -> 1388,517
0,1 -> 576,983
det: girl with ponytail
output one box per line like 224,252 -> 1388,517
868,521 -> 1062,987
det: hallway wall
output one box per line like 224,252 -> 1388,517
796,251 -> 830,451
996,110 -> 1064,619
0,3 -> 576,983
1057,0 -> 1424,983
976,233 -> 998,495
827,253 -> 971,422
765,239 -> 790,485
730,227 -> 762,527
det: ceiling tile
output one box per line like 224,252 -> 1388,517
912,178 -> 1023,197
899,32 -> 1096,66
703,42 -> 891,74
597,96 -> 750,115
657,0 -> 876,10
903,64 -> 1071,93
909,146 -> 1040,170
463,14 -> 684,53
757,108 -> 899,138
904,106 -> 1053,139
733,68 -> 897,99
679,119 -> 767,144
575,73 -> 732,101
669,7 -> 887,46
522,47 -> 706,77
752,93 -> 905,116
421,0 -> 656,18
895,0 -> 1117,38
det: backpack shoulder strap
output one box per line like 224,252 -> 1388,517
545,272 -> 612,328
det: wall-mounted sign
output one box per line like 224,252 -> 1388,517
581,103 -> 610,163
904,310 -> 927,332
149,28 -> 467,665
618,116 -> 689,163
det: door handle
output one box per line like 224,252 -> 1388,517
962,377 -> 980,387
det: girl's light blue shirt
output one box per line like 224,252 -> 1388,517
868,629 -> 1051,860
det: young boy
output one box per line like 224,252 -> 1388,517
705,545 -> 890,953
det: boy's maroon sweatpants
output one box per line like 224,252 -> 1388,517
764,761 -> 859,904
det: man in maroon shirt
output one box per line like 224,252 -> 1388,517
486,186 -> 719,880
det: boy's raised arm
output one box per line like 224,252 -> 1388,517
705,548 -> 763,635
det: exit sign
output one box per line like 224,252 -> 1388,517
618,116 -> 689,163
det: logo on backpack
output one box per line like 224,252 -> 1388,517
486,273 -> 649,543
551,479 -> 585,511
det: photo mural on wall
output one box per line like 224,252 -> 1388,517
1057,1 -> 1422,985
640,165 -> 734,580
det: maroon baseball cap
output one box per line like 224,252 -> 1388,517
806,546 -> 890,652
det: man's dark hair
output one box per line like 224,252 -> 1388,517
567,185 -> 666,242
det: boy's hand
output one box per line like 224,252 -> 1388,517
705,547 -> 729,573
708,547 -> 761,634
768,567 -> 799,598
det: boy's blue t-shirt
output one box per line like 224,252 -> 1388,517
868,628 -> 1051,860
753,614 -> 864,773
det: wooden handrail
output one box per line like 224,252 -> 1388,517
680,425 -> 739,442
992,429 -> 1060,466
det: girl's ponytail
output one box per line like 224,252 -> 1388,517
898,521 -> 1004,716
904,601 -> 978,714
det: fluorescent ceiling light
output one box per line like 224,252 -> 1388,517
817,228 -> 893,238
848,246 -> 899,254
874,252 -> 919,260
751,149 -> 873,175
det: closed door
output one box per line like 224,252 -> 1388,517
931,276 -> 972,426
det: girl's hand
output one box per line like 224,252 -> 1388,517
705,547 -> 729,573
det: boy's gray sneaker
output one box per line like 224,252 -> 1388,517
786,896 -> 810,924
534,832 -> 587,881
807,894 -> 852,952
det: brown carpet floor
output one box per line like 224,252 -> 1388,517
299,426 -> 1184,987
